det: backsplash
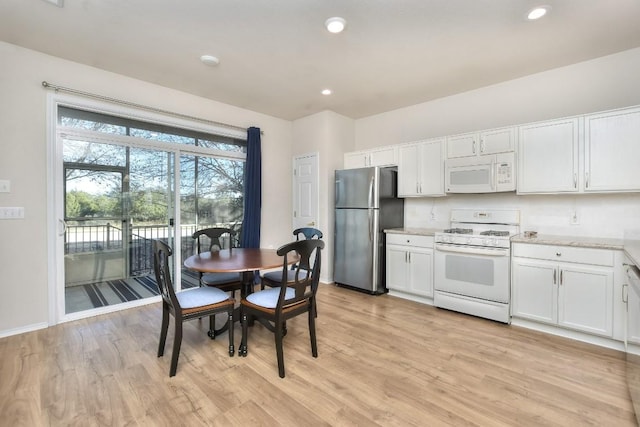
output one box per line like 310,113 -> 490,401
404,192 -> 640,239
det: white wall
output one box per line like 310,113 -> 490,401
353,47 -> 640,239
0,41 -> 292,336
292,110 -> 354,281
355,47 -> 640,148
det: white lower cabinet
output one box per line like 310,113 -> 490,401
386,234 -> 434,299
511,243 -> 614,337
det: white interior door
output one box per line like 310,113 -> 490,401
292,153 -> 319,230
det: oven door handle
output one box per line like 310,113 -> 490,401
435,244 -> 509,257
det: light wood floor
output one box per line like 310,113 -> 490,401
1,283 -> 636,426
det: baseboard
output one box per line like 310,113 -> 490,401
0,321 -> 49,339
511,318 -> 625,352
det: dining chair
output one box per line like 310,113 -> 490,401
239,238 -> 324,378
192,227 -> 243,297
260,227 -> 323,290
153,239 -> 235,377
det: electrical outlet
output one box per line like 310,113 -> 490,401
0,180 -> 9,193
430,212 -> 436,221
571,211 -> 579,225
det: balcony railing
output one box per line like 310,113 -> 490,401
65,222 -> 241,277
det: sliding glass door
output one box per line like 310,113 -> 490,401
52,103 -> 246,321
62,136 -> 175,314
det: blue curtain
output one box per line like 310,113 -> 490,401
240,127 -> 261,248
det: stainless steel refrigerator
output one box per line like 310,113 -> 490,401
334,166 -> 404,294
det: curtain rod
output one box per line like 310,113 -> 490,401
41,81 -> 261,135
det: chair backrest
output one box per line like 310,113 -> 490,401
293,227 -> 323,241
275,239 -> 324,308
152,239 -> 179,309
192,227 -> 236,254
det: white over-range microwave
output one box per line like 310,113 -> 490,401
445,152 -> 516,193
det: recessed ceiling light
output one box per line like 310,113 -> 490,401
200,55 -> 220,66
321,89 -> 332,96
325,17 -> 346,33
527,5 -> 551,20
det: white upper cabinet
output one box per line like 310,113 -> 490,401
397,138 -> 445,197
517,118 -> 580,194
518,106 -> 640,194
447,127 -> 515,158
344,146 -> 398,169
584,106 -> 640,192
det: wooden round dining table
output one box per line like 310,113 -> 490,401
183,248 -> 293,297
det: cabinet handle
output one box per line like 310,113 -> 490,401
553,269 -> 557,285
472,140 -> 476,154
405,252 -> 408,263
573,173 -> 577,189
419,182 -> 422,193
585,172 -> 589,189
623,283 -> 629,304
408,252 -> 411,263
416,182 -> 419,193
480,138 -> 485,153
560,269 -> 563,285
556,252 -> 561,257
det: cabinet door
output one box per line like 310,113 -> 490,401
480,127 -> 515,155
518,118 -> 579,194
559,264 -> 613,337
369,146 -> 398,167
386,245 -> 409,292
407,247 -> 433,297
511,258 -> 557,324
344,152 -> 368,169
397,143 -> 420,197
585,107 -> 640,192
418,139 -> 445,196
447,132 -> 477,158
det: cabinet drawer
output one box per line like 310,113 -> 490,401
512,243 -> 613,266
386,233 -> 433,248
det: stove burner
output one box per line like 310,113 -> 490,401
480,230 -> 510,237
443,228 -> 473,234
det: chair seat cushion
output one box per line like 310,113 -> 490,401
202,271 -> 241,286
246,287 -> 295,309
262,269 -> 308,284
177,286 -> 230,309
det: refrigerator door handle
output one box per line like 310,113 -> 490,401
368,209 -> 373,242
368,175 -> 374,209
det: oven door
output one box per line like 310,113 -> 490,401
434,243 -> 510,303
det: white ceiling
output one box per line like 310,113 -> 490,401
1,1 -> 640,121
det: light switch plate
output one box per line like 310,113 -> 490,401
0,180 -> 9,193
0,207 -> 24,219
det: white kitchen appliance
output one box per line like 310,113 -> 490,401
445,152 -> 515,193
434,209 -> 520,323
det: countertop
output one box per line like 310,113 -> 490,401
384,227 -> 440,237
385,229 -> 640,267
625,240 -> 640,267
510,233 -> 625,250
